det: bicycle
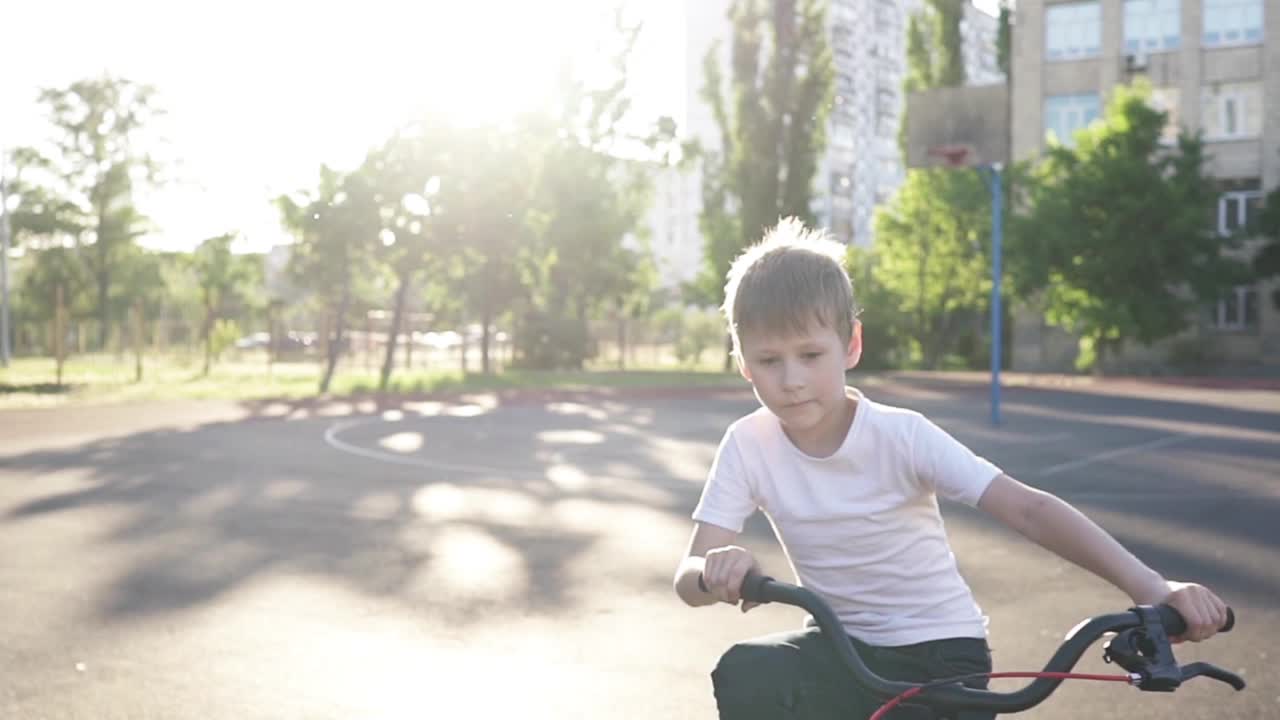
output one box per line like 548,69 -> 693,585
705,571 -> 1244,719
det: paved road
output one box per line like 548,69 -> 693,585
1,378 -> 1276,719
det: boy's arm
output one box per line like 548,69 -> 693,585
674,522 -> 760,610
977,474 -> 1229,641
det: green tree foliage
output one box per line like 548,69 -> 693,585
362,126 -> 448,389
695,0 -> 833,330
927,0 -> 965,88
899,2 -> 965,159
512,13 -> 661,370
844,246 -> 912,370
1015,82 -> 1248,370
1252,187 -> 1280,311
8,76 -> 162,349
873,169 -> 994,369
437,122 -> 537,372
189,233 -> 259,375
881,0 -> 990,370
278,165 -> 380,392
997,2 -> 1012,78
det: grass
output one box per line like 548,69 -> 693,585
0,351 -> 741,410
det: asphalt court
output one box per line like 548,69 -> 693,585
1,376 -> 1275,719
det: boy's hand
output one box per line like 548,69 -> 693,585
703,545 -> 762,613
1158,581 -> 1230,643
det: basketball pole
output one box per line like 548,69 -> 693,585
981,163 -> 1003,427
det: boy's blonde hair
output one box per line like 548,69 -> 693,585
721,217 -> 857,357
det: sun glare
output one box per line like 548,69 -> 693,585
3,0 -> 676,253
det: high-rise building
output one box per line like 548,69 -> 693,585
644,1 -> 1001,290
1010,0 -> 1278,369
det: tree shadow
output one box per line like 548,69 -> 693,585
1,379 -> 1274,635
0,382 -> 72,395
0,391 -> 743,627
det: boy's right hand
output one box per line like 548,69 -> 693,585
703,545 -> 761,613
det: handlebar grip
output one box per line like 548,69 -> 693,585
1156,605 -> 1236,635
740,570 -> 776,604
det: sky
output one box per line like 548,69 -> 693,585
0,0 -> 685,253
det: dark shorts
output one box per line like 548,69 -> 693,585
711,626 -> 994,720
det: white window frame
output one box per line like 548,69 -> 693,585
1044,93 -> 1102,147
1046,2 -> 1102,61
1212,286 -> 1258,331
1201,82 -> 1262,141
1124,0 -> 1181,54
1202,0 -> 1264,48
1217,188 -> 1263,236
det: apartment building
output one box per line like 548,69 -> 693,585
1010,0 -> 1279,370
644,0 -> 1001,290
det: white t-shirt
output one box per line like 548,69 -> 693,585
693,387 -> 1002,646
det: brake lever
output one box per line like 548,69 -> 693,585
1180,663 -> 1246,691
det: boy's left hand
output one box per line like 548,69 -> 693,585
1158,581 -> 1230,643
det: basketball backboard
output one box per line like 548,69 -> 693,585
905,83 -> 1010,169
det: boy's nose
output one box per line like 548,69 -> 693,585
781,361 -> 805,389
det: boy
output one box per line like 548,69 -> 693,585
672,219 -> 1229,720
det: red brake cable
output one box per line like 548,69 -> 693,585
869,671 -> 1133,720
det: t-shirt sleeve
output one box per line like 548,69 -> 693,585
691,427 -> 758,533
910,415 -> 1002,507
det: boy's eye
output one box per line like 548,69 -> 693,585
803,352 -> 823,360
757,357 -> 779,366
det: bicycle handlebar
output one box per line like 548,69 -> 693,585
727,572 -> 1243,714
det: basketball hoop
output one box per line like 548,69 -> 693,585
926,144 -> 977,168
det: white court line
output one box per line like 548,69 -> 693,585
1039,433 -> 1197,477
323,417 -> 541,479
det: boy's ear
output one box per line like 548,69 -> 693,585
736,351 -> 752,381
845,320 -> 863,370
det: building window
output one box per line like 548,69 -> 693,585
1217,180 -> 1263,236
1044,93 -> 1101,147
1046,2 -> 1101,60
1124,0 -> 1180,53
1211,286 -> 1259,330
1203,0 -> 1263,47
1201,82 -> 1262,140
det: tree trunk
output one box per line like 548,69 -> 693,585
379,270 -> 411,392
319,276 -> 350,394
97,269 -> 110,351
55,285 -> 66,386
201,289 -> 214,376
132,301 -> 143,382
481,304 -> 492,375
616,301 -> 626,370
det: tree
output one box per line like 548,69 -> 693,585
1015,82 -> 1249,370
899,2 -> 966,160
997,1 -> 1013,78
873,169 -> 994,368
1252,187 -> 1280,311
695,0 -> 833,367
438,123 -> 537,373
361,125 -> 449,390
10,76 -> 163,350
881,0 -> 987,369
511,11 -> 662,370
927,0 -> 965,88
189,233 -> 258,375
278,165 -> 380,393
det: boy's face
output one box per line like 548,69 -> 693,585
736,320 -> 862,436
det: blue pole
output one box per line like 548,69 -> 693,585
988,164 -> 1003,426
